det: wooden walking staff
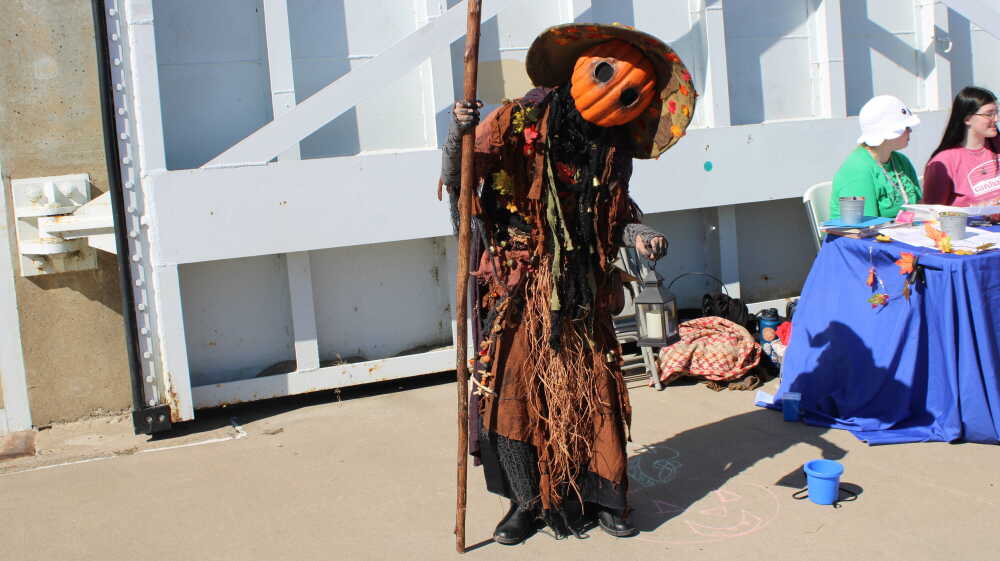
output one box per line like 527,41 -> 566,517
454,0 -> 482,554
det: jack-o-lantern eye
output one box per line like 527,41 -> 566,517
620,87 -> 639,107
571,39 -> 657,127
594,61 -> 614,83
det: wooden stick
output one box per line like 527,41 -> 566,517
455,0 -> 483,554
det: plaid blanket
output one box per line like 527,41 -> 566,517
657,316 -> 761,385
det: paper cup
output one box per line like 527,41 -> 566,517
839,197 -> 865,225
938,211 -> 968,240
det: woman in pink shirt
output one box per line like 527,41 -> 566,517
923,87 -> 1000,207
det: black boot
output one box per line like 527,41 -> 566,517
493,502 -> 536,545
596,508 -> 637,537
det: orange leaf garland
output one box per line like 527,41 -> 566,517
895,252 -> 916,275
924,223 -> 953,253
924,222 -> 946,242
938,236 -> 952,253
866,267 -> 875,287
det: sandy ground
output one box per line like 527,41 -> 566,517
1,373 -> 997,561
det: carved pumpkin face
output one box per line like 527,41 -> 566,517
570,40 -> 657,127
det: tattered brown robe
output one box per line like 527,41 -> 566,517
467,87 -> 642,513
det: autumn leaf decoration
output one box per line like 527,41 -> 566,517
895,252 -> 916,275
867,293 -> 890,308
865,247 -> 890,308
511,105 -> 539,134
924,223 -> 953,253
895,251 -> 920,303
522,124 -> 539,156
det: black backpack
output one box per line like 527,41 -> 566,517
701,292 -> 753,333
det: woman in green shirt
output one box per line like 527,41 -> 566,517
830,95 -> 922,219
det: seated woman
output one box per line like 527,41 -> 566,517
922,87 -> 1000,207
830,95 -> 922,219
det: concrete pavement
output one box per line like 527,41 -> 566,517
1,373 -> 997,560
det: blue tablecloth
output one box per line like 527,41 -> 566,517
772,226 -> 1000,444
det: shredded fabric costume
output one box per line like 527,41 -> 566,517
439,22 -> 697,543
447,85 -> 653,522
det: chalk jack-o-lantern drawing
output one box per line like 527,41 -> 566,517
685,489 -> 766,539
570,39 -> 658,127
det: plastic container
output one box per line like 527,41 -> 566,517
839,196 -> 865,225
758,308 -> 781,344
938,211 -> 968,241
803,459 -> 844,505
782,392 -> 801,422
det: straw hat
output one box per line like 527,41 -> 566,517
526,23 -> 696,159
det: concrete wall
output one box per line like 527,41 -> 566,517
0,1 -> 130,424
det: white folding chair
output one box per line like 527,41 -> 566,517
612,246 -> 664,390
802,180 -> 832,253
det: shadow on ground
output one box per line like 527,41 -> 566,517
626,408 -> 848,535
150,372 -> 457,441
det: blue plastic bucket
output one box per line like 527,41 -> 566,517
803,459 -> 844,505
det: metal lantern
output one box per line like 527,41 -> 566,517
634,268 -> 680,347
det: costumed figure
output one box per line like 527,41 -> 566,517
437,23 -> 696,544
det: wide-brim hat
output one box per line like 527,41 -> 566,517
856,95 -> 920,146
526,23 -> 696,159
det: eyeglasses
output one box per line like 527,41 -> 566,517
974,111 -> 999,120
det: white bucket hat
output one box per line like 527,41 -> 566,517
857,95 -> 920,145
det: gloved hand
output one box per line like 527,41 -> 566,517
453,99 -> 483,132
622,223 -> 668,260
635,234 -> 667,260
439,99 -> 484,224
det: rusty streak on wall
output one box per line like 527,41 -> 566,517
0,0 -> 130,424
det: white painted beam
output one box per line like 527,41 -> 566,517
940,0 -> 1000,41
419,0 -> 448,147
262,1 -> 322,374
204,0 -> 511,168
918,0 -> 953,111
88,234 -> 118,254
148,112 -> 950,266
152,264 -> 194,421
563,0 -> 592,21
285,252 -> 321,371
0,165 -> 32,432
40,192 -> 115,241
699,0 -> 732,127
809,0 -> 847,118
110,0 -> 162,411
262,0 -> 301,161
717,205 -> 740,298
192,348 -> 455,408
124,0 -> 168,173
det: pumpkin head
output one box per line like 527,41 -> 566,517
570,39 -> 657,127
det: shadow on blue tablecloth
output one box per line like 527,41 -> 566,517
768,321 -> 941,445
763,229 -> 1000,445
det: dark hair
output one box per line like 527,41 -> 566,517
930,86 -> 999,161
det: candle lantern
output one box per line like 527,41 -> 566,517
634,267 -> 680,347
